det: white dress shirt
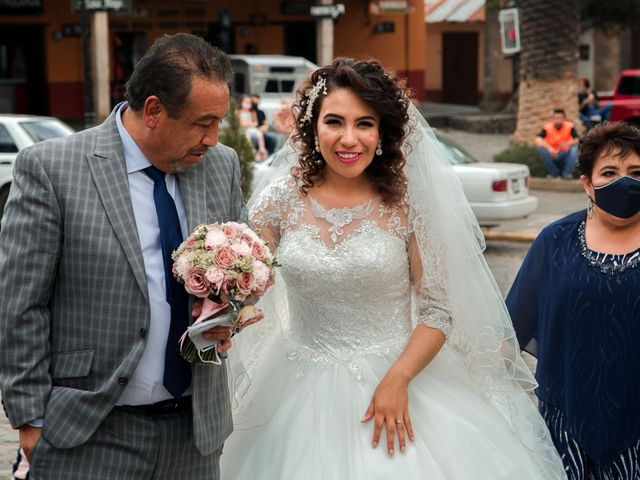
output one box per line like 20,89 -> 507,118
115,104 -> 191,405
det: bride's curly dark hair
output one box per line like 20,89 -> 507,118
291,57 -> 411,206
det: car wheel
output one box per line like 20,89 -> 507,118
0,183 -> 10,225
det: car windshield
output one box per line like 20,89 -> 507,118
436,135 -> 476,165
18,120 -> 72,143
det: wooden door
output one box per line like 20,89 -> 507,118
442,32 -> 479,105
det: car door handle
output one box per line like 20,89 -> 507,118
0,160 -> 11,165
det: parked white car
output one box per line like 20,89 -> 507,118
436,133 -> 538,226
250,131 -> 537,226
0,115 -> 75,221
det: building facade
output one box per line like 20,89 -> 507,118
0,0 -> 428,121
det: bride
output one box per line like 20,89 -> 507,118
221,58 -> 567,479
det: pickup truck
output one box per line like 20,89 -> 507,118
599,69 -> 640,127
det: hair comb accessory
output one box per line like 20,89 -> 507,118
301,77 -> 328,124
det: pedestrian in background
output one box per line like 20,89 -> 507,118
535,108 -> 579,179
507,122 -> 640,479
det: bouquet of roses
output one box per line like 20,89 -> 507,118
172,222 -> 278,363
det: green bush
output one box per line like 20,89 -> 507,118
220,98 -> 254,199
493,144 -> 548,178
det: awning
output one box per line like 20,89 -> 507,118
424,0 -> 485,23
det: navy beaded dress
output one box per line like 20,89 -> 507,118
506,210 -> 640,475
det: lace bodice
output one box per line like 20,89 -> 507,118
250,175 -> 452,366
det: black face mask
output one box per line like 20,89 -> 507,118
593,176 -> 640,219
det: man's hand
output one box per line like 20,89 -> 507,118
19,424 -> 42,462
192,299 -> 234,353
202,325 -> 234,353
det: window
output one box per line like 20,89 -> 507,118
0,124 -> 18,153
265,79 -> 279,93
233,72 -> 246,95
18,121 -> 71,143
618,76 -> 640,96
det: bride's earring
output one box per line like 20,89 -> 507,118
376,140 -> 383,156
314,135 -> 321,153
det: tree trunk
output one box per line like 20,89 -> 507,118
512,0 -> 580,144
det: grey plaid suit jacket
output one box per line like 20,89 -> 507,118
0,107 -> 246,455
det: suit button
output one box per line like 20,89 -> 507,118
118,377 -> 128,386
139,328 -> 147,339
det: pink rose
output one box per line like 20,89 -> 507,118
204,229 -> 228,250
214,246 -> 237,269
184,267 -> 211,298
252,261 -> 271,289
221,224 -> 234,236
173,252 -> 194,279
205,267 -> 225,294
238,272 -> 255,293
231,241 -> 252,258
235,305 -> 263,328
252,242 -> 266,261
219,277 -> 236,303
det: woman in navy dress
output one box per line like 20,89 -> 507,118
506,122 -> 640,479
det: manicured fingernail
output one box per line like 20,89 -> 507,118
388,448 -> 394,456
400,446 -> 405,452
372,441 -> 378,448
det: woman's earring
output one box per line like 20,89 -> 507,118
376,140 -> 383,156
314,136 -> 321,153
588,197 -> 594,219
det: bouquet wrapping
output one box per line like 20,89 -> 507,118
172,222 -> 277,363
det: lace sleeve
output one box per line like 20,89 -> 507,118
249,175 -> 300,253
408,232 -> 453,337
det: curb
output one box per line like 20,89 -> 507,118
530,177 -> 584,193
482,230 -> 537,243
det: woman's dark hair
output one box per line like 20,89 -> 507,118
125,33 -> 232,118
291,57 -> 411,206
578,122 -> 640,178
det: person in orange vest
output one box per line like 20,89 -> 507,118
535,108 -> 579,178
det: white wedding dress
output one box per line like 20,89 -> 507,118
220,175 -> 566,480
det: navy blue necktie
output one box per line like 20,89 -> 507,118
144,165 -> 191,398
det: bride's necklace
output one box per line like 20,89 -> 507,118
309,196 -> 373,243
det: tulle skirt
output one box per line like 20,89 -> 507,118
221,343 -> 566,479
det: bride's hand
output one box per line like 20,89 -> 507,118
361,372 -> 414,456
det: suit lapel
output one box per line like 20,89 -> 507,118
178,161 -> 208,231
86,110 -> 148,301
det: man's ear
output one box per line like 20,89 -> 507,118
143,96 -> 163,129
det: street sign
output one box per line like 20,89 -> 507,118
309,3 -> 345,19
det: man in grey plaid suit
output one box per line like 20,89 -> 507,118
0,33 -> 245,479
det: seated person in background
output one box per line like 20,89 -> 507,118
251,94 -> 278,155
239,95 -> 268,161
578,77 -> 612,129
535,108 -> 580,179
271,98 -> 295,147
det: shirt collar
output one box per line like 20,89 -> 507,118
115,102 -> 152,174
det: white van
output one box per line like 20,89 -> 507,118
229,55 -> 318,122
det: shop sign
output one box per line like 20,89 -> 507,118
0,0 -> 43,14
71,0 -> 130,11
369,0 -> 413,14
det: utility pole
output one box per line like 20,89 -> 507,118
91,11 -> 110,122
80,2 -> 96,129
316,0 -> 334,66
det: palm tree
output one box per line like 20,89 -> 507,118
512,0 -> 580,144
